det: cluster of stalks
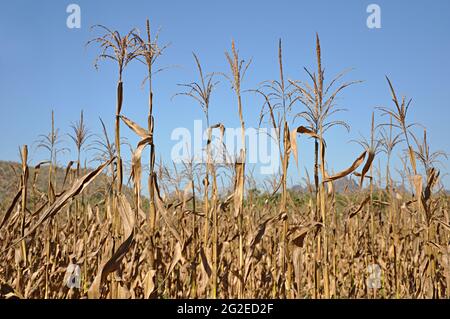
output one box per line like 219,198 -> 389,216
0,23 -> 449,299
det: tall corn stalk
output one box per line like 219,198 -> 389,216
412,129 -> 447,297
175,52 -> 219,297
88,24 -> 139,298
36,110 -> 67,298
68,110 -> 91,291
88,25 -> 139,195
378,79 -> 419,297
225,40 -> 251,298
290,34 -> 360,298
352,113 -> 380,297
254,40 -> 297,297
133,19 -> 168,297
18,145 -> 29,296
379,116 -> 403,191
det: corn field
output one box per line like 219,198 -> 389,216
0,20 -> 449,299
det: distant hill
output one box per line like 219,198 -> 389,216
0,160 -> 114,210
333,176 -> 359,193
289,176 -> 359,194
0,161 -> 27,205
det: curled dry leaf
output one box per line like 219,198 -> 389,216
323,151 -> 366,183
233,149 -> 245,218
0,189 -> 22,230
165,241 -> 185,279
290,222 -> 321,248
243,217 -> 276,284
88,193 -> 136,299
348,195 -> 371,219
359,150 -> 375,186
32,161 -> 50,190
62,160 -> 75,186
143,269 -> 157,299
120,115 -> 151,139
131,136 -> 153,207
153,176 -> 183,244
290,126 -> 321,169
200,246 -> 212,278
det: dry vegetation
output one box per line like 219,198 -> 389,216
0,20 -> 449,299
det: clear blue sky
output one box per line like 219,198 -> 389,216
0,0 -> 449,188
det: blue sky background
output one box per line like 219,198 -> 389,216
0,0 -> 449,189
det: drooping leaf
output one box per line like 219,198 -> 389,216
4,158 -> 114,252
359,150 -> 375,186
0,189 -> 22,230
88,193 -> 135,298
120,115 -> 151,139
323,151 -> 366,183
348,195 -> 371,219
290,126 -> 321,169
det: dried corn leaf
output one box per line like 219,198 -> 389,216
359,151 -> 375,186
291,126 -> 321,169
348,195 -> 370,219
323,151 -> 366,183
120,115 -> 151,139
3,158 -> 114,253
0,189 -> 22,230
88,193 -> 135,298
